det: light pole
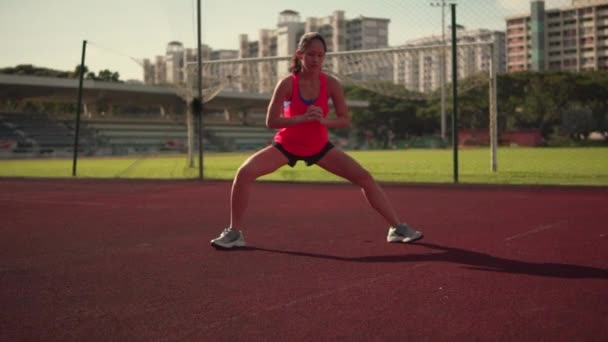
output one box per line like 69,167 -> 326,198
430,0 -> 455,143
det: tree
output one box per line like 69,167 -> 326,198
0,64 -> 121,82
454,74 -> 490,130
345,72 -> 608,147
344,84 -> 433,148
497,72 -> 528,131
576,71 -> 608,134
0,64 -> 71,78
96,69 -> 121,82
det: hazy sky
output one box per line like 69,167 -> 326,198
0,0 -> 572,81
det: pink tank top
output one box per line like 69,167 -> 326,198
273,72 -> 329,156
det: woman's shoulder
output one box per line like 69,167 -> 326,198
278,74 -> 296,86
322,72 -> 338,83
274,74 -> 295,98
323,73 -> 342,92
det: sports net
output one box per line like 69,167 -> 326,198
1,0 -> 607,185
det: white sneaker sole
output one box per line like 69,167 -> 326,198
210,239 -> 246,249
387,232 -> 424,243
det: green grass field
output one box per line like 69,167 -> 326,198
1,147 -> 607,186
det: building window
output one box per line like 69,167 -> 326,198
579,7 -> 593,16
549,61 -> 561,70
508,18 -> 525,26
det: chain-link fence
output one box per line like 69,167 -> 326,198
0,0 -> 607,184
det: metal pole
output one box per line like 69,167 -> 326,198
187,93 -> 194,168
441,1 -> 447,142
451,4 -> 459,183
489,43 -> 498,172
197,0 -> 204,180
431,0 -> 453,143
72,40 -> 87,177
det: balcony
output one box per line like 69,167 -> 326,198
582,51 -> 596,59
508,56 -> 526,64
548,35 -> 562,43
506,32 -> 526,40
507,18 -> 526,26
507,27 -> 526,33
508,65 -> 523,72
548,55 -> 563,62
507,38 -> 526,44
508,50 -> 527,57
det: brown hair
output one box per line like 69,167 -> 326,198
289,32 -> 327,74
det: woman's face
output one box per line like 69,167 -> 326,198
299,39 -> 326,71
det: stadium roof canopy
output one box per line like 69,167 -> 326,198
0,74 -> 369,112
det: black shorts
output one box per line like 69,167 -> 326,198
272,141 -> 334,167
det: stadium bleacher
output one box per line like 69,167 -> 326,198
202,122 -> 275,151
83,117 -> 275,154
0,111 -> 277,157
83,118 -> 190,153
0,112 -> 94,155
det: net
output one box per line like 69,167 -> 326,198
2,0 -> 607,185
194,41 -> 497,102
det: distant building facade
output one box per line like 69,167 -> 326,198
143,10 -> 390,88
239,9 -> 389,58
394,28 -> 506,94
143,9 -> 514,96
233,10 -> 391,92
143,41 -> 237,85
506,0 -> 608,72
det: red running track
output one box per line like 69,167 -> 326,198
1,178 -> 607,341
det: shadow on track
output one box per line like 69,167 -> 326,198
217,242 -> 608,280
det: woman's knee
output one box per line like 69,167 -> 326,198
234,163 -> 260,183
352,169 -> 375,187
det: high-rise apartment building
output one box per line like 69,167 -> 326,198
239,10 -> 389,76
143,42 -> 237,85
144,10 -> 389,88
234,10 -> 390,91
394,28 -> 506,94
506,0 -> 608,72
239,10 -> 389,57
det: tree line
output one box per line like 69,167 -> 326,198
0,64 -> 121,82
345,71 -> 608,146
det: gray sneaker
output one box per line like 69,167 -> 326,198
387,224 -> 423,243
210,228 -> 246,249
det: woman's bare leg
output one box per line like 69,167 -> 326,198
230,145 -> 288,230
315,148 -> 401,227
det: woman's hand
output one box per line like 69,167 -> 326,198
298,105 -> 323,123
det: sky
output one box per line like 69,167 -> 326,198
0,0 -> 573,81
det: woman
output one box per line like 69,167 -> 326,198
211,32 -> 423,249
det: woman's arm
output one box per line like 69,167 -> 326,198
321,75 -> 351,128
266,76 -> 323,129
